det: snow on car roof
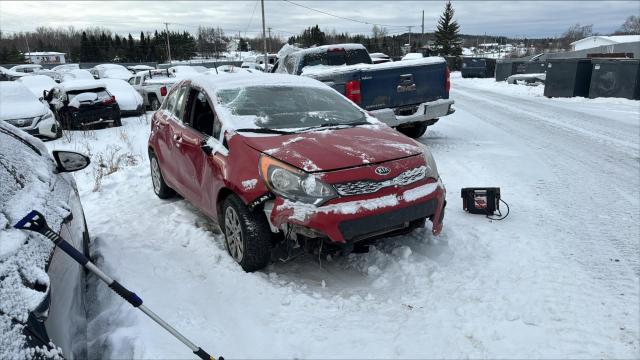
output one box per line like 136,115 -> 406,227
0,122 -> 68,359
301,56 -> 446,77
293,43 -> 367,55
58,79 -> 107,92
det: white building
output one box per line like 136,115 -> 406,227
570,35 -> 640,51
24,52 -> 66,64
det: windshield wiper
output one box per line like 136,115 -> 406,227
235,127 -> 297,135
299,121 -> 370,132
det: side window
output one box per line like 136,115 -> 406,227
161,86 -> 180,111
134,76 -> 141,85
284,55 -> 296,74
173,87 -> 189,121
128,77 -> 135,85
186,89 -> 215,137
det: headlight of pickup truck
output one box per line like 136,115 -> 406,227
259,155 -> 337,205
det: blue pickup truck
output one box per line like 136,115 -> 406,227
273,44 -> 455,138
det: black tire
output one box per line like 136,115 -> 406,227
112,106 -> 122,127
149,152 -> 175,199
149,96 -> 161,111
221,194 -> 272,272
397,121 -> 428,138
55,122 -> 63,139
60,110 -> 74,130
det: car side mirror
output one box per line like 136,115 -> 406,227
201,143 -> 213,156
52,150 -> 91,172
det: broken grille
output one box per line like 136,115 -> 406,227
334,165 -> 427,196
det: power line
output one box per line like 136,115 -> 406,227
244,0 -> 260,35
282,0 -> 414,29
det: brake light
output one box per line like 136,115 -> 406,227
102,96 -> 116,105
445,67 -> 451,94
160,86 -> 167,96
328,48 -> 345,52
345,80 -> 362,105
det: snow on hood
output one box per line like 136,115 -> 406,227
0,122 -> 70,359
101,78 -> 143,111
242,125 -> 423,172
0,82 -> 49,120
301,56 -> 446,77
17,75 -> 57,98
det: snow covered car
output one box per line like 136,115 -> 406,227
240,62 -> 265,72
0,82 -> 60,139
61,69 -> 94,82
127,64 -> 155,73
370,52 -> 392,64
401,52 -> 424,61
9,64 -> 43,74
45,80 -> 121,129
101,78 -> 144,116
148,74 -> 446,272
167,65 -> 208,76
0,122 -> 91,359
90,64 -> 133,81
17,74 -> 58,98
51,64 -> 80,73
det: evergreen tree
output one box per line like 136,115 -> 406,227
80,31 -> 89,62
434,1 -> 462,56
239,37 -> 248,52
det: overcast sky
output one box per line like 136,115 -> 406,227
0,1 -> 636,39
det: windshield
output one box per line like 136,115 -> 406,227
302,49 -> 372,67
217,86 -> 366,130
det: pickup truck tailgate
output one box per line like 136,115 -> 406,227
360,60 -> 449,112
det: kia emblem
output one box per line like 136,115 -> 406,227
375,166 -> 391,175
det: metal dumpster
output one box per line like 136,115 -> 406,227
495,60 -> 523,81
589,59 -> 640,99
519,61 -> 547,74
461,57 -> 496,78
544,59 -> 592,98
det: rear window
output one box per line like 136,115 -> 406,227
217,86 -> 366,129
67,88 -> 110,100
302,49 -> 372,67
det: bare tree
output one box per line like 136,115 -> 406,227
560,23 -> 593,49
615,16 -> 640,35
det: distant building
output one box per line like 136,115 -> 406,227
571,35 -> 640,51
24,52 -> 66,64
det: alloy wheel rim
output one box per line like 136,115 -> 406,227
224,207 -> 244,262
151,158 -> 161,193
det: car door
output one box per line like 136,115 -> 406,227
176,87 -> 226,217
152,83 -> 187,191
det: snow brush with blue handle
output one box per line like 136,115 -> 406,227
14,210 -> 223,360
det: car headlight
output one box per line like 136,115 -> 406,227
259,155 -> 337,205
421,147 -> 440,180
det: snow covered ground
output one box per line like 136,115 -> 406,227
45,75 -> 639,359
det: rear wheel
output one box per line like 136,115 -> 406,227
397,121 -> 428,138
149,96 -> 161,111
149,152 -> 175,199
222,194 -> 271,272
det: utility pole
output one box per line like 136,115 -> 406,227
267,27 -> 272,53
261,0 -> 268,69
421,10 -> 424,46
164,22 -> 172,63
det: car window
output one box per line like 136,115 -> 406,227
302,48 -> 372,67
284,55 -> 296,74
161,87 -> 180,111
217,86 -> 366,129
185,89 -> 222,139
173,86 -> 189,121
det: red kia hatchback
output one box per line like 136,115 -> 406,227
148,73 -> 445,271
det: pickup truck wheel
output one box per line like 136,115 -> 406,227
222,194 -> 271,272
150,97 -> 161,111
149,153 -> 175,199
397,122 -> 427,139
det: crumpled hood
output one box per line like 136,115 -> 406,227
241,125 -> 423,172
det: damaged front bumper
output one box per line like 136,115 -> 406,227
264,178 -> 446,244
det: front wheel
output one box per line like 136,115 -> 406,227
397,121 -> 427,138
222,194 -> 272,272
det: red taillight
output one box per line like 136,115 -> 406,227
160,86 -> 167,96
445,67 -> 451,94
102,95 -> 116,105
328,48 -> 345,52
345,80 -> 362,104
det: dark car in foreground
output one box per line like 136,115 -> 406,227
45,79 -> 121,129
0,122 -> 91,359
148,73 -> 446,271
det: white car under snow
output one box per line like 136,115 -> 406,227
0,82 -> 60,139
101,78 -> 144,116
17,74 -> 58,98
